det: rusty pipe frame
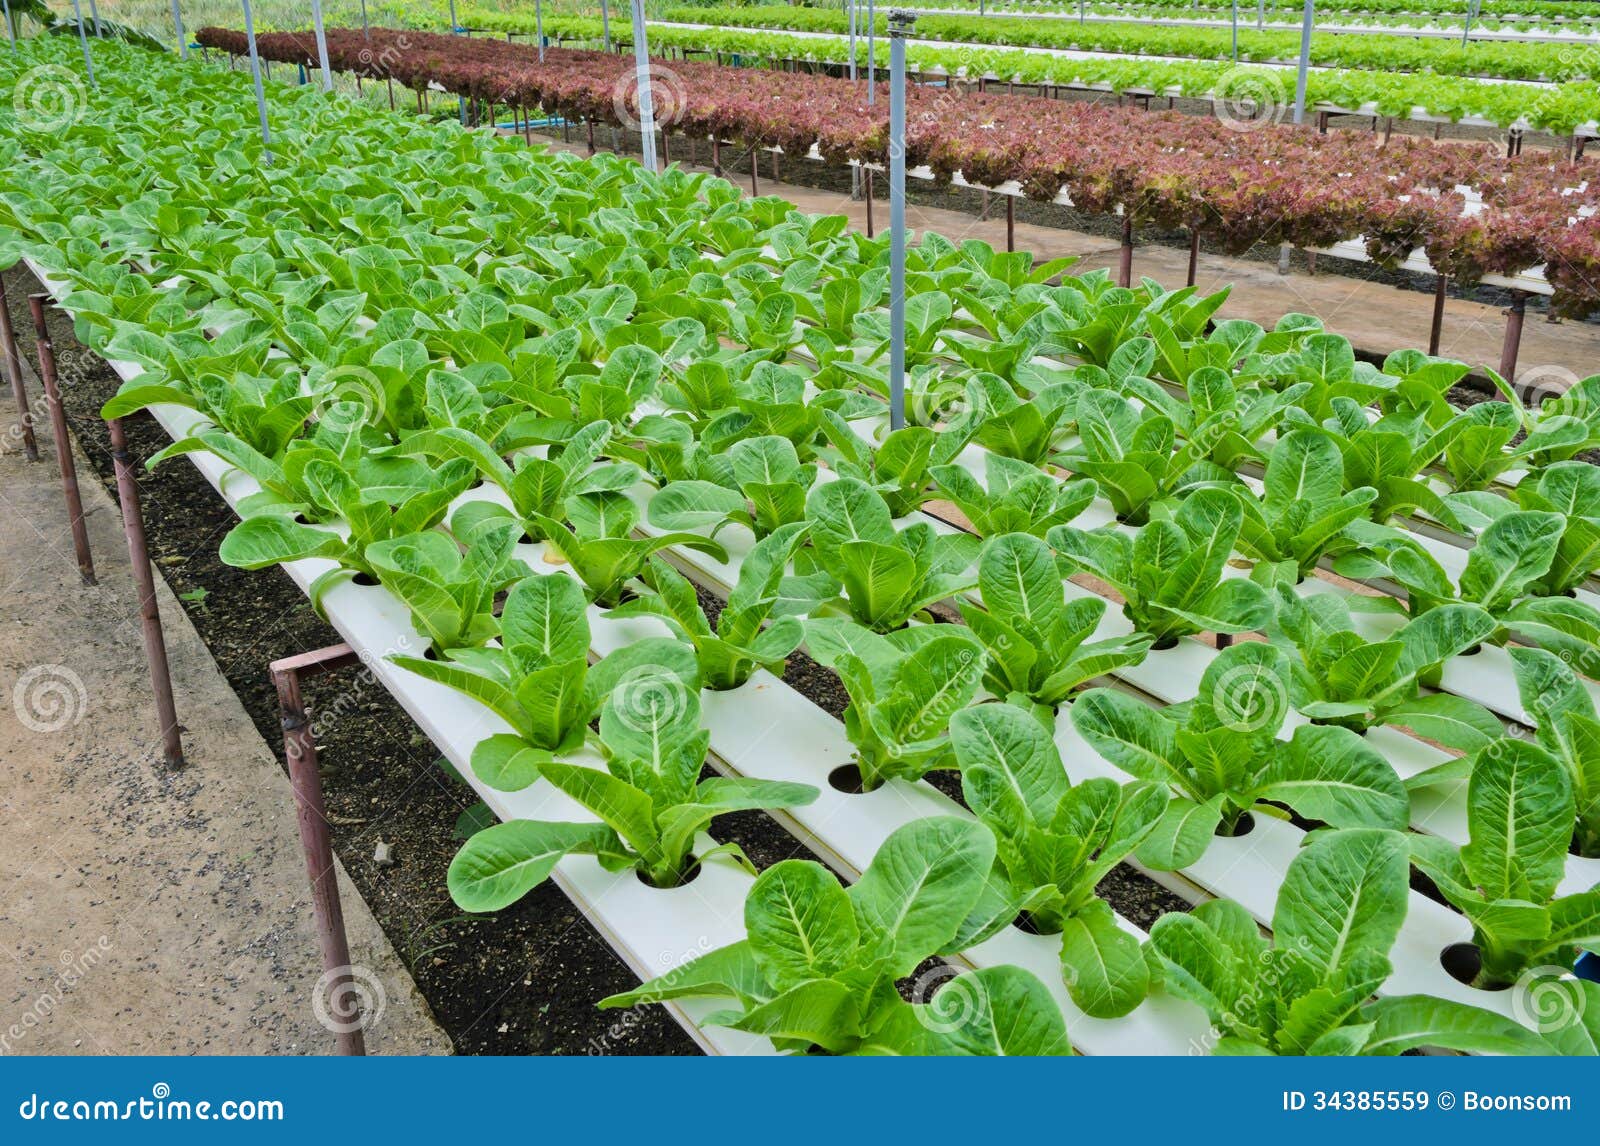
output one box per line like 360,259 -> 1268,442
1186,229 -> 1200,288
0,275 -> 38,461
1005,195 -> 1015,253
28,295 -> 94,585
1118,218 -> 1134,288
1428,273 -> 1448,356
1499,289 -> 1528,386
106,416 -> 184,768
270,643 -> 366,1056
865,169 -> 875,237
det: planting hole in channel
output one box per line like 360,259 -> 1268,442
635,862 -> 703,891
1439,942 -> 1512,991
827,763 -> 866,795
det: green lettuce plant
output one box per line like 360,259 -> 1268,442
1510,648 -> 1600,858
1145,829 -> 1556,1056
961,532 -> 1152,708
930,453 -> 1095,539
1072,643 -> 1409,868
953,702 -> 1166,1018
448,667 -> 818,900
598,817 -> 1072,1056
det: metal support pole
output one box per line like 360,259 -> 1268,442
310,0 -> 333,91
1257,0 -> 1265,30
107,416 -> 184,768
171,0 -> 186,59
271,643 -> 366,1057
87,0 -> 100,36
1118,218 -> 1133,288
865,168 -> 874,236
1291,0 -> 1312,126
867,0 -> 876,104
630,0 -> 658,172
70,0 -> 96,87
601,0 -> 612,52
1499,290 -> 1527,385
28,295 -> 94,585
1231,0 -> 1239,61
1429,274 -> 1448,356
1187,229 -> 1200,287
887,11 -> 913,433
241,0 -> 272,161
360,0 -> 369,39
1462,0 -> 1479,48
450,0 -> 466,124
2,0 -> 14,55
0,276 -> 37,462
1005,195 -> 1015,253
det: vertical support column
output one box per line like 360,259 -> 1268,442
1256,0 -> 1265,30
310,0 -> 333,91
630,0 -> 658,172
1290,0 -> 1312,126
0,276 -> 38,462
241,0 -> 272,161
271,645 -> 366,1057
1231,0 -> 1239,61
1429,273 -> 1448,356
865,169 -> 875,236
1187,229 -> 1200,288
359,0 -> 369,39
1118,217 -> 1133,288
887,11 -> 914,433
1499,289 -> 1527,386
87,0 -> 101,36
3,0 -> 15,55
28,295 -> 94,585
1005,195 -> 1015,253
107,417 -> 184,768
867,0 -> 876,104
70,0 -> 96,86
171,0 -> 186,59
1462,0 -> 1479,48
601,0 -> 612,52
449,0 -> 466,124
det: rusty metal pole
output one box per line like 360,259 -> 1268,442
0,276 -> 37,461
271,644 -> 366,1057
1118,218 -> 1133,288
1428,273 -> 1448,356
106,416 -> 183,768
1499,289 -> 1527,385
865,169 -> 875,236
28,295 -> 93,585
1187,229 -> 1200,287
1005,195 -> 1015,252
750,147 -> 759,196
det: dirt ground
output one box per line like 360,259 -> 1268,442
0,352 -> 446,1055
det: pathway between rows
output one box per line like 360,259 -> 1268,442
0,379 -> 447,1055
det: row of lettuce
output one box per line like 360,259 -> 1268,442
446,10 -> 1600,132
5,38 -> 1595,1055
196,28 -> 1600,320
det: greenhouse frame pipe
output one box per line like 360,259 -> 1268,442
1118,218 -> 1134,287
1231,0 -> 1239,59
241,0 -> 272,161
1429,274 -> 1448,355
310,0 -> 333,91
888,11 -> 914,433
1462,0 -> 1479,48
630,0 -> 658,172
107,416 -> 184,769
28,295 -> 94,585
1499,289 -> 1527,385
270,643 -> 366,1057
2,0 -> 12,54
359,0 -> 368,38
450,0 -> 466,124
865,169 -> 874,236
601,0 -> 611,52
0,278 -> 37,462
87,0 -> 100,37
536,0 -> 544,62
1187,229 -> 1201,287
867,0 -> 876,105
1006,196 -> 1015,252
171,0 -> 186,59
1291,0 -> 1313,125
69,0 -> 95,86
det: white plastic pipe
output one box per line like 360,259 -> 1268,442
241,0 -> 271,160
630,0 -> 658,171
310,0 -> 333,91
